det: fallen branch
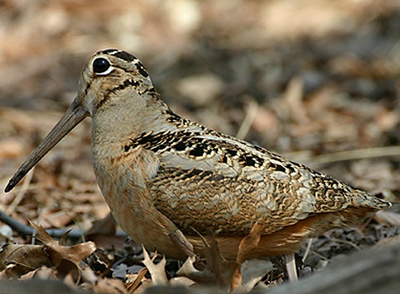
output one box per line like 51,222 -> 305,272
0,209 -> 127,240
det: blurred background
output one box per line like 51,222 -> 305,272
0,0 -> 399,239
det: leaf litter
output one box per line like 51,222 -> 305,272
1,0 -> 400,293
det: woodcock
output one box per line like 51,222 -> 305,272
5,49 -> 391,262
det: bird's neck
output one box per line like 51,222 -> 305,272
90,95 -> 172,157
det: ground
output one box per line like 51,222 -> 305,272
0,0 -> 399,293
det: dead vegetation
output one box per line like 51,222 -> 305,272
0,0 -> 400,293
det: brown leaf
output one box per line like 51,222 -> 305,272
87,249 -> 113,277
85,213 -> 125,251
235,259 -> 274,292
231,266 -> 242,291
81,265 -> 98,285
86,234 -> 125,252
169,276 -> 196,287
177,235 -> 239,290
126,267 -> 148,293
41,211 -> 75,229
374,235 -> 400,248
29,221 -> 59,247
142,246 -> 168,285
176,256 -> 215,284
56,258 -> 81,282
63,242 -> 97,264
21,265 -> 57,281
63,272 -> 78,289
0,244 -> 51,277
30,221 -> 96,266
23,221 -> 96,282
85,213 -> 117,237
93,278 -> 128,294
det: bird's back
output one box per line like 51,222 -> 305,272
123,109 -> 390,237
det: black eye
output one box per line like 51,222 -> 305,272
93,58 -> 111,74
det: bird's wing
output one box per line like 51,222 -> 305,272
132,127 -> 387,236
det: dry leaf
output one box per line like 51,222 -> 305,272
230,219 -> 267,290
41,211 -> 75,229
169,276 -> 196,287
85,213 -> 117,237
126,267 -> 148,293
374,235 -> 400,248
86,234 -> 125,253
63,272 -> 78,289
87,249 -> 113,276
176,256 -> 215,284
93,278 -> 128,294
23,265 -> 57,281
30,222 -> 96,265
15,221 -> 97,282
0,279 -> 83,294
85,213 -> 125,251
142,246 -> 168,285
81,265 -> 98,285
235,259 -> 274,292
0,244 -> 51,277
177,235 -> 239,290
56,258 -> 81,282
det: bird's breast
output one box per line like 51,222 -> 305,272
91,144 -> 175,247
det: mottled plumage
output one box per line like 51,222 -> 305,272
6,49 -> 391,261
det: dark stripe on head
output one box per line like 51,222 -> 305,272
98,49 -> 138,62
113,51 -> 137,62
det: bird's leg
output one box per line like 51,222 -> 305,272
169,229 -> 196,258
284,253 -> 298,281
152,207 -> 196,258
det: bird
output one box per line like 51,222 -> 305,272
5,49 -> 391,270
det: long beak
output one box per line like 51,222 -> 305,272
5,98 -> 89,192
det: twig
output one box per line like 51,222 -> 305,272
31,204 -> 43,245
0,209 -> 127,240
286,146 -> 400,167
0,209 -> 32,236
235,98 -> 258,140
327,238 -> 362,252
301,238 -> 313,264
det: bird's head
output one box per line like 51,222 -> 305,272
5,49 -> 157,192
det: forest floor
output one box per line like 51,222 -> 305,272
0,0 -> 400,293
